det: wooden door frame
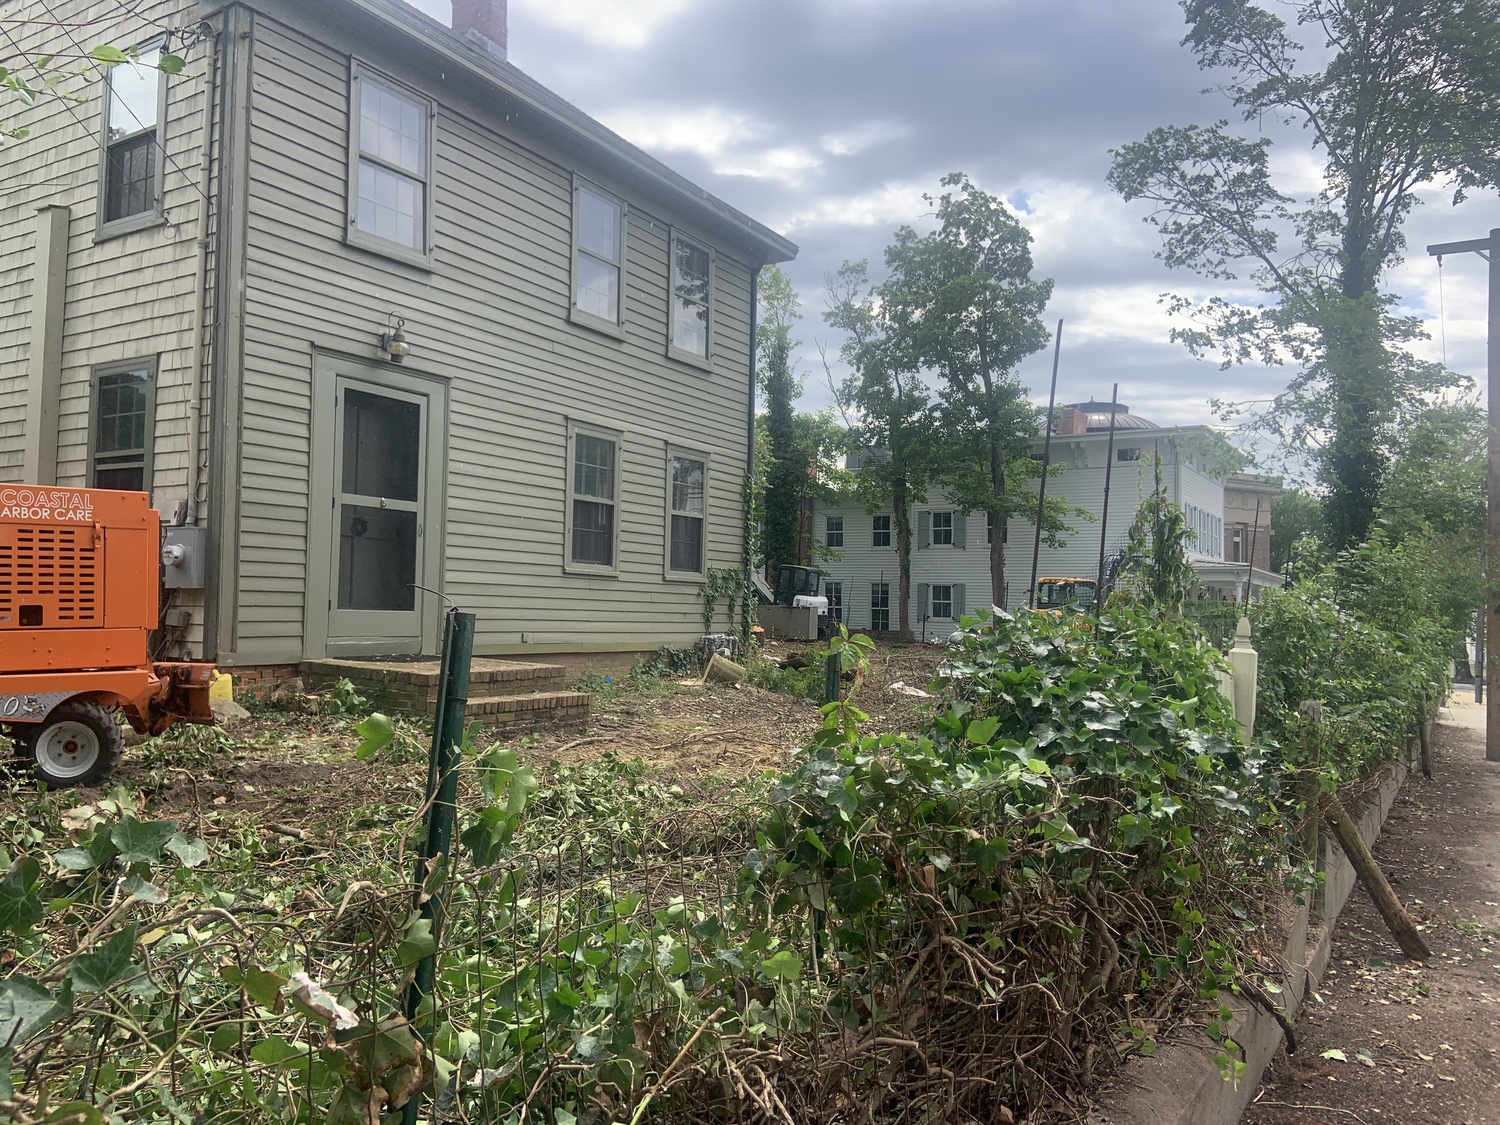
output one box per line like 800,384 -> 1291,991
304,350 -> 449,659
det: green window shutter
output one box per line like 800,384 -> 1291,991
917,582 -> 930,619
953,512 -> 966,550
918,510 -> 930,549
953,583 -> 966,619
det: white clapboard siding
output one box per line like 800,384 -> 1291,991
815,430 -> 1232,623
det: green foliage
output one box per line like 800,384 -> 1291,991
1269,489 -> 1325,577
1119,454 -> 1197,614
321,677 -> 370,717
1108,0 -> 1500,545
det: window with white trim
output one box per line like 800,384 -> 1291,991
826,515 -> 844,548
99,46 -> 166,234
931,510 -> 953,546
574,183 -> 624,327
930,584 -> 953,620
350,67 -> 431,256
667,453 -> 706,576
567,425 -> 619,570
669,233 -> 711,360
870,582 -> 890,632
872,514 -> 891,547
826,580 -> 843,623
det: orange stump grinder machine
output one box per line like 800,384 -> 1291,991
1,486 -> 215,786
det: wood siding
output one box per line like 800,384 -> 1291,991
227,7 -> 762,663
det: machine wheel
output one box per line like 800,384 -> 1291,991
22,702 -> 124,788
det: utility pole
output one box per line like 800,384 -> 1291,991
1428,229 -> 1499,762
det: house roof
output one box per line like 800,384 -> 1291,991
325,0 -> 798,266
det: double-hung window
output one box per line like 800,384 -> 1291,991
930,584 -> 954,620
89,359 -> 155,491
826,581 -> 844,623
667,451 -> 707,578
872,514 -> 891,547
567,423 -> 620,572
349,65 -> 432,261
870,582 -> 890,632
669,233 -> 711,363
573,182 -> 625,331
931,510 -> 953,546
98,46 -> 166,236
825,515 -> 844,548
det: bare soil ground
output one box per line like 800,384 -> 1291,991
94,641 -> 948,836
1241,698 -> 1500,1125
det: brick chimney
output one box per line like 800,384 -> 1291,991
452,0 -> 507,60
1057,406 -> 1088,435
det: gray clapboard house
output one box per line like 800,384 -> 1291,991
0,0 -> 795,683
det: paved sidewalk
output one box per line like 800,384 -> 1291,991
1242,697 -> 1500,1124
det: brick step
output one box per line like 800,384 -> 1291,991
464,689 -> 592,728
300,657 -> 591,732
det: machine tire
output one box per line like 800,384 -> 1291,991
22,702 -> 124,788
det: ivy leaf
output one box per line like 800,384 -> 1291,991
354,713 -> 396,760
0,1046 -> 11,1101
110,816 -> 179,866
506,763 -> 538,818
121,873 -> 163,903
286,972 -> 359,1029
396,915 -> 437,966
0,976 -> 72,1045
759,949 -> 803,982
250,1035 -> 306,1066
40,1104 -> 104,1125
69,925 -> 137,992
164,833 -> 209,867
220,964 -> 287,1011
965,716 -> 999,745
1320,1048 -> 1348,1062
0,857 -> 42,935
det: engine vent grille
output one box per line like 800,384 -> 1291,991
0,525 -> 100,626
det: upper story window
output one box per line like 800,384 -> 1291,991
99,47 -> 166,236
667,452 -> 707,577
669,233 -> 711,363
1117,447 -> 1142,462
825,515 -> 844,548
566,423 -> 620,573
90,359 -> 155,491
872,514 -> 891,547
931,510 -> 953,546
573,182 -> 625,331
349,65 -> 432,262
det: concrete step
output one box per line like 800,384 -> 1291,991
301,657 -> 589,730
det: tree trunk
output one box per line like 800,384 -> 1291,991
989,505 -> 1006,612
1323,795 -> 1431,961
893,476 -> 913,641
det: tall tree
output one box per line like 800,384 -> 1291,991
879,173 -> 1060,605
825,260 -> 941,640
1108,0 -> 1500,549
757,265 -> 805,575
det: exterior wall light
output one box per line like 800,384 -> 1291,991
380,314 -> 410,362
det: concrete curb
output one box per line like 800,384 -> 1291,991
1087,740 -> 1418,1125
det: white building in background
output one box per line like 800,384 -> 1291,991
811,402 -> 1280,636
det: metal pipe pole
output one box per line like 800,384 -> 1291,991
1427,231 -> 1499,759
1096,383 -> 1121,588
1028,320 -> 1064,609
1243,498 -> 1262,604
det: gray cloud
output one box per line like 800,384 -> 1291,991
408,0 -> 1496,458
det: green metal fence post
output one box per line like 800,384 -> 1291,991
825,651 -> 840,705
402,607 -> 475,1124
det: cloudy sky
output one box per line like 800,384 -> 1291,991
407,0 -> 1494,467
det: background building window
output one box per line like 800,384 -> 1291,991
668,454 -> 706,574
930,584 -> 953,620
826,515 -> 844,548
91,363 -> 153,491
826,580 -> 843,623
570,430 -> 617,567
870,581 -> 890,631
575,185 -> 623,324
1117,447 -> 1141,461
352,71 -> 429,252
932,510 -> 953,545
101,47 -> 162,227
872,513 -> 891,547
670,236 -> 710,357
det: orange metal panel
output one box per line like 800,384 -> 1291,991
0,628 -> 149,674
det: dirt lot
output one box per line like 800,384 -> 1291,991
1241,699 -> 1500,1125
97,640 -> 948,836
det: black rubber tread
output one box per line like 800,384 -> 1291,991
21,701 -> 125,788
